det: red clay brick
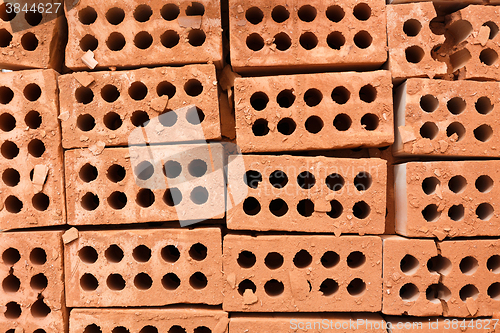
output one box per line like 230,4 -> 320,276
386,316 -> 498,332
229,0 -> 387,73
223,234 -> 382,312
64,228 -> 223,307
394,78 -> 500,157
58,64 -> 221,149
227,155 -> 386,234
64,143 -> 225,226
0,2 -> 66,70
383,236 -> 500,317
0,69 -> 65,229
0,231 -> 66,333
234,70 -> 393,153
395,161 -> 500,238
65,0 -> 222,70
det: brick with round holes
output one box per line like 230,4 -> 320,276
394,78 -> 500,157
0,69 -> 66,229
227,154 -> 386,234
65,0 -> 222,70
234,70 -> 393,153
222,234 -> 382,312
395,160 -> 500,238
64,143 -> 225,225
229,0 -> 387,73
0,231 -> 66,333
383,236 -> 500,317
64,227 -> 223,307
58,64 -> 221,149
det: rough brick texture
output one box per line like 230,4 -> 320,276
0,2 -> 66,70
229,0 -> 387,73
223,235 -> 382,312
0,69 -> 65,229
0,231 -> 66,333
394,78 -> 500,157
64,228 -> 223,307
234,70 -> 393,153
70,308 -> 228,333
58,65 -> 221,149
385,316 -> 498,332
65,0 -> 222,70
383,236 -> 500,317
395,161 -> 500,238
230,314 -> 386,332
227,154 -> 387,234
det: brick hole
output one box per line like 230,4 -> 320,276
419,122 -> 438,140
400,254 -> 419,274
353,201 -> 370,219
246,7 -> 263,24
28,139 -> 45,157
107,164 -> 126,183
0,3 -> 16,21
273,32 -> 291,51
276,90 -> 295,108
305,116 -> 323,134
359,85 -> 376,103
403,19 -> 422,37
488,283 -> 500,300
429,17 -> 445,35
161,30 -> 180,48
189,272 -> 207,289
81,192 -> 100,211
134,31 -> 153,49
321,251 -> 340,268
108,191 -> 127,209
169,326 -> 186,333
361,114 -> 379,131
265,252 -> 283,269
326,173 -> 344,191
327,31 -> 345,50
189,243 -> 207,261
448,20 -> 473,44
271,5 -> 289,23
303,88 -> 322,107
476,96 -> 493,115
31,298 -> 51,318
243,197 -> 261,215
161,4 -> 180,20
5,195 -> 22,213
483,21 -> 499,39
244,170 -> 262,188
25,11 -> 43,26
80,273 -> 98,291
2,247 -> 20,265
80,35 -> 98,51
474,124 -> 493,142
246,33 -> 264,51
476,202 -> 494,221
32,192 -> 49,211
297,199 -> 314,217
133,245 -> 151,262
459,284 -> 479,301
186,2 -> 204,15
105,245 -> 123,263
161,245 -> 180,263
4,301 -> 21,319
194,327 -> 211,333
188,29 -> 206,47
488,255 -> 500,273
134,272 -> 152,290
112,327 -> 130,333
448,175 -> 467,193
347,251 -> 366,268
450,49 -> 472,71
79,163 -> 98,182
448,204 -> 464,221
2,274 -> 20,292
23,84 -> 41,102
300,32 -> 318,50
277,118 -> 296,135
347,278 -> 366,296
293,249 -> 312,268
21,32 -> 38,51
30,247 -> 46,265
459,256 -> 478,275
252,119 -> 269,136
131,111 -> 150,127
2,168 -> 19,187
264,279 -> 284,296
238,279 -> 256,295
106,273 -> 126,290
353,3 -> 371,21
422,204 -> 440,222
354,30 -> 372,49
128,82 -> 148,101
354,172 -> 372,191
405,46 -> 424,64
184,79 -> 203,97
190,186 -> 208,205
0,86 -> 14,104
333,114 -> 351,132
163,188 -> 182,206
159,110 -> 177,127
0,29 -> 12,47
476,175 -> 493,193
298,5 -> 316,22
101,84 -> 120,102
103,112 -> 123,130
135,161 -> 154,181
134,4 -> 152,22
327,199 -> 343,218
269,198 -> 288,216
237,250 -> 256,268
30,273 -> 48,291
297,171 -> 315,189
140,326 -> 158,333
427,255 -> 452,275
163,160 -> 182,179
399,283 -> 419,301
249,92 -> 269,111
420,94 -> 439,112
75,87 -> 94,104
422,176 -> 440,195
186,107 -> 205,125
447,97 -> 466,115
78,6 -> 97,24
106,7 -> 124,25
106,32 -> 126,51
320,278 -> 339,296
162,273 -> 180,290
326,5 -> 344,22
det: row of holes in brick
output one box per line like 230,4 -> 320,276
405,44 -> 499,67
419,95 -> 494,115
83,324 -> 212,333
3,165 -> 50,188
3,298 -> 51,320
0,3 -> 44,25
399,282 -> 500,303
2,272 -> 48,293
245,4 -> 372,25
423,175 -> 494,195
0,110 -> 43,132
1,138 -> 45,160
422,202 -> 494,223
402,19 -> 499,40
0,29 -> 39,50
419,122 -> 493,143
0,84 -> 42,104
246,30 -> 373,51
1,193 -> 50,214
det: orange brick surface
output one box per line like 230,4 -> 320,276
0,69 -> 65,229
223,234 -> 382,312
64,228 -> 223,307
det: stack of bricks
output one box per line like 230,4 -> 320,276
1,0 -> 500,332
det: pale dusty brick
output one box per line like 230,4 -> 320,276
223,234 -> 382,312
64,0 -> 222,70
64,143 -> 225,226
395,161 -> 500,238
229,0 -> 387,73
385,317 -> 498,332
234,70 -> 393,153
394,78 -> 500,157
0,69 -> 65,229
227,155 -> 386,234
383,236 -> 500,317
64,228 -> 223,307
58,65 -> 221,149
0,231 -> 66,333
